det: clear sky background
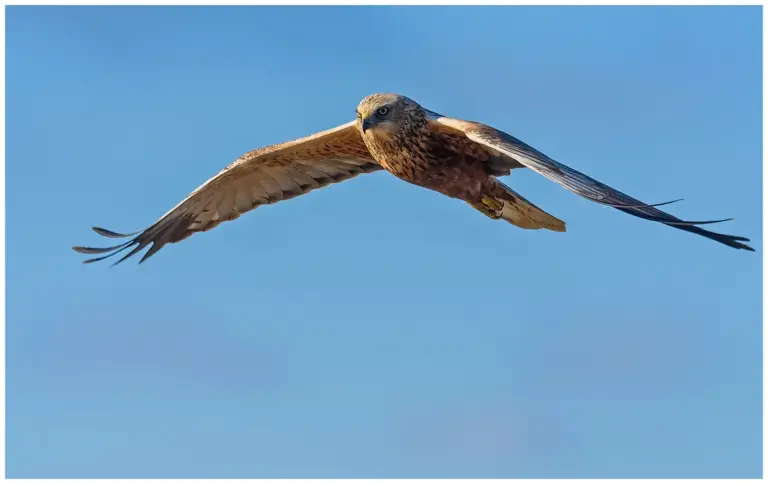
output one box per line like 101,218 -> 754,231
6,5 -> 762,478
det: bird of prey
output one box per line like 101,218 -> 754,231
73,93 -> 754,265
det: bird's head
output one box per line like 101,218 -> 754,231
356,93 -> 422,139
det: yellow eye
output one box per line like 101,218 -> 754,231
377,106 -> 389,116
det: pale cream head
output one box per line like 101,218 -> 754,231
355,93 -> 421,137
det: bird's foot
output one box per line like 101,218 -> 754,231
469,196 -> 504,219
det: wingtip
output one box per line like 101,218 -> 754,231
735,238 -> 755,252
708,232 -> 754,252
92,226 -> 138,238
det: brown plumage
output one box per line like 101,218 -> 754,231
73,92 -> 753,265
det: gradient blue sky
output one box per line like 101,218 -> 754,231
6,5 -> 762,478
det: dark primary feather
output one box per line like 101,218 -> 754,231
433,118 -> 754,251
91,227 -> 140,238
72,215 -> 195,265
610,198 -> 683,209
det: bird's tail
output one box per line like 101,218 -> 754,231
469,180 -> 566,232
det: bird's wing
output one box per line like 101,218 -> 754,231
73,120 -> 382,265
426,111 -> 753,251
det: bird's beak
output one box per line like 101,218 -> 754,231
361,118 -> 372,133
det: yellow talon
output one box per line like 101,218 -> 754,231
481,196 -> 504,212
470,197 -> 504,219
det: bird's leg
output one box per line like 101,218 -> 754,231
481,196 -> 504,212
468,196 -> 504,219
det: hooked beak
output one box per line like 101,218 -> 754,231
361,118 -> 372,133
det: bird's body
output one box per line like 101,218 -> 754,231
361,109 -> 495,200
356,93 -> 565,230
73,92 -> 753,265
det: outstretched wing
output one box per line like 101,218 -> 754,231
427,112 -> 753,251
73,121 -> 381,265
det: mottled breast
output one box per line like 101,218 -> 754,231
364,126 -> 501,199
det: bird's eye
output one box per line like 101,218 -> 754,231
377,106 -> 389,116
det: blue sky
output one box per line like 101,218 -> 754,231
6,5 -> 762,478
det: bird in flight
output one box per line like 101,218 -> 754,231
73,93 -> 754,264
